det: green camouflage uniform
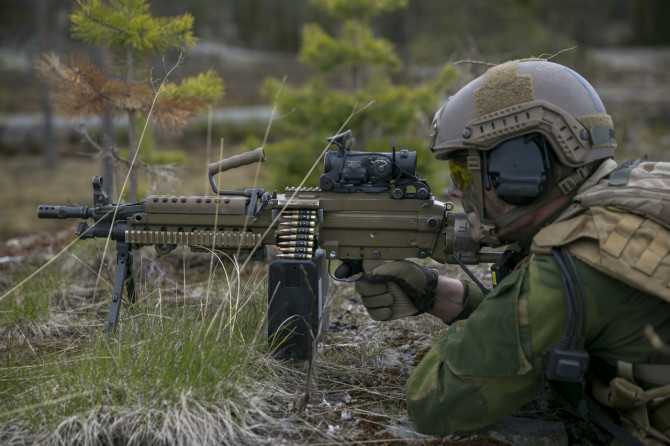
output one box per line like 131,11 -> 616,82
413,57 -> 670,442
406,253 -> 670,436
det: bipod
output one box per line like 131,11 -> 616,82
107,240 -> 135,336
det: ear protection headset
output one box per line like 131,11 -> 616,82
484,133 -> 551,206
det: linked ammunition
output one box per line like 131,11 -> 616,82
278,241 -> 314,247
276,253 -> 312,260
279,221 -> 316,228
278,234 -> 315,241
278,247 -> 312,254
280,215 -> 317,221
281,210 -> 316,216
278,228 -> 315,234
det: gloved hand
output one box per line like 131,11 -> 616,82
354,260 -> 439,321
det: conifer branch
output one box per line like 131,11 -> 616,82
76,123 -> 180,177
40,0 -> 224,202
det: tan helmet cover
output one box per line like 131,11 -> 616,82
429,60 -> 616,166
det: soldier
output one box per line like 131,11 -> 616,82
355,59 -> 670,445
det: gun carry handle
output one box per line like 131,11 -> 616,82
208,147 -> 265,176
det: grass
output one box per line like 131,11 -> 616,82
0,268 -> 52,327
0,246 -> 279,445
0,233 -> 455,445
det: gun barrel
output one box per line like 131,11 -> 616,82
37,205 -> 90,219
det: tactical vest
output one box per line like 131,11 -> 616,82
532,159 -> 670,302
531,158 -> 670,445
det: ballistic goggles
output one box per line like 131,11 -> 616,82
448,153 -> 473,191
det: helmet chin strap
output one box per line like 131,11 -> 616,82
493,186 -> 565,246
492,164 -> 594,244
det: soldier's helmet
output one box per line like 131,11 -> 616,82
429,59 -> 616,244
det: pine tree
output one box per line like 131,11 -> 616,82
299,0 -> 405,89
261,0 -> 458,189
37,0 -> 224,201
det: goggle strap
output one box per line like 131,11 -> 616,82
465,149 -> 487,234
466,155 -> 481,171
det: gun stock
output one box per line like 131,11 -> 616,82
38,131 -> 498,358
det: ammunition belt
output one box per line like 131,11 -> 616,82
277,209 -> 319,260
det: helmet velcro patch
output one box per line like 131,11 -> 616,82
575,114 -> 616,148
473,60 -> 535,117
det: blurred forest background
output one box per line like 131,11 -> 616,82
1,0 -> 669,238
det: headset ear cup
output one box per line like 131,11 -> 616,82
487,134 -> 549,206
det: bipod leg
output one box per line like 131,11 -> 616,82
125,247 -> 136,304
107,241 -> 135,336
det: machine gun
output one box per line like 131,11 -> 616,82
38,130 -> 498,359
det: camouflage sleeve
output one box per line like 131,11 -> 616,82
406,254 -> 571,435
449,279 -> 486,322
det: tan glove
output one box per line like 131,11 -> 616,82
354,260 -> 439,321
